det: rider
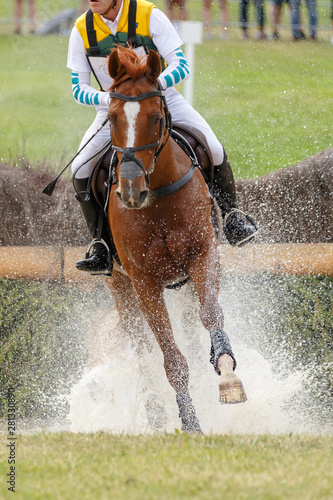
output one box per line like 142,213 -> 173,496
67,0 -> 258,274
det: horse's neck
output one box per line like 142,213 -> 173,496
149,138 -> 190,190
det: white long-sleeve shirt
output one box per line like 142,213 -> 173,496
67,6 -> 190,108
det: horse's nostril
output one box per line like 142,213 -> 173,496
138,190 -> 148,205
117,190 -> 130,205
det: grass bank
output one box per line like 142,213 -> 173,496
0,433 -> 332,499
0,278 -> 112,419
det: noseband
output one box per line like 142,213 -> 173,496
109,85 -> 172,188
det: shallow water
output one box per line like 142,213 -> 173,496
68,281 -> 332,435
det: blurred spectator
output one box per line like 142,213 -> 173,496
271,0 -> 288,39
203,0 -> 230,40
271,0 -> 305,39
165,0 -> 187,32
240,0 -> 267,39
14,0 -> 37,34
290,0 -> 317,40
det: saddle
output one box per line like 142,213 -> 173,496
91,124 -> 214,208
173,124 -> 214,181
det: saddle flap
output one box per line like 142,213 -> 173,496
173,124 -> 214,177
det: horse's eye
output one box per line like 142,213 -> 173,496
153,115 -> 161,126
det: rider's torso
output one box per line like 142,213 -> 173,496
75,0 -> 160,90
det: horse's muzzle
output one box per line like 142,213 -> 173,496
117,159 -> 149,209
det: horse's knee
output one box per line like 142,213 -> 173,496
163,349 -> 189,393
199,302 -> 224,331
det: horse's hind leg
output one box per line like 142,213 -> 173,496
188,244 -> 247,404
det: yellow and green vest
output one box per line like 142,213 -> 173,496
75,0 -> 159,57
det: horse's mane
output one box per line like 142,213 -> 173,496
110,46 -> 147,90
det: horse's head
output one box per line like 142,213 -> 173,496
108,46 -> 169,209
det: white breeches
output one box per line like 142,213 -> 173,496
71,87 -> 224,179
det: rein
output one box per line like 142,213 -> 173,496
109,85 -> 198,199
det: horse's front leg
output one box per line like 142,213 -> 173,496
130,272 -> 202,434
188,243 -> 247,404
107,269 -> 148,346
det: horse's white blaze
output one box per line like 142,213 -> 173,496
124,101 -> 140,147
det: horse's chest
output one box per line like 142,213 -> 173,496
113,200 -> 211,276
115,213 -> 185,268
123,226 -> 191,272
145,229 -> 191,271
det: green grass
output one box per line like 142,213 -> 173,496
0,433 -> 332,499
0,26 -> 332,178
0,34 -> 95,170
193,39 -> 332,177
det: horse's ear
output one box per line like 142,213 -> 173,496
108,49 -> 122,79
146,50 -> 161,83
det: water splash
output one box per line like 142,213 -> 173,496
68,280 -> 327,435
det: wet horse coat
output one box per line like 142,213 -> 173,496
106,46 -> 246,432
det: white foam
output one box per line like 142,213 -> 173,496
68,285 -> 321,435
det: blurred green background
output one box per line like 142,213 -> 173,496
0,0 -> 332,178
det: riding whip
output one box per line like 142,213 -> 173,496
42,117 -> 109,196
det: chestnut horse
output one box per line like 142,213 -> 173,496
106,46 -> 246,433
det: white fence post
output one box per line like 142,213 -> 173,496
178,21 -> 203,106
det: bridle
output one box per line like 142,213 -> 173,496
108,83 -> 172,189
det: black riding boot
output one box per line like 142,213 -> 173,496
212,148 -> 258,247
74,177 -> 113,275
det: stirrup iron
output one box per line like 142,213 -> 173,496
84,238 -> 113,276
224,208 -> 258,247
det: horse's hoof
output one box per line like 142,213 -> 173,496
181,420 -> 203,435
219,374 -> 247,404
176,391 -> 203,434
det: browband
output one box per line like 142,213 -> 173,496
109,90 -> 165,101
